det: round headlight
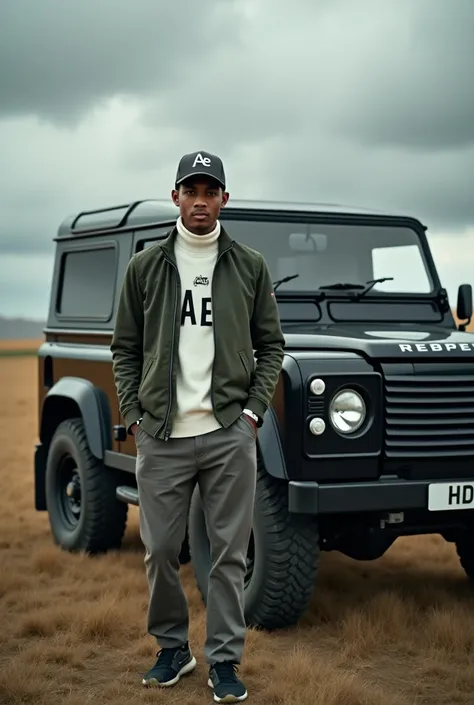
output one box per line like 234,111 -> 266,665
329,389 -> 366,434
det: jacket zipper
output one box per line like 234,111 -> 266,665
162,254 -> 181,441
210,243 -> 234,426
161,240 -> 233,439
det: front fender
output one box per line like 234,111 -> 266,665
40,376 -> 111,459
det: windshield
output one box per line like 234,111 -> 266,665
223,219 -> 434,295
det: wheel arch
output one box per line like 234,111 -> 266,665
40,376 -> 112,460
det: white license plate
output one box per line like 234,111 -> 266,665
428,481 -> 474,511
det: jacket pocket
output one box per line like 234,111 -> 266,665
238,350 -> 251,382
139,356 -> 154,392
138,355 -> 169,418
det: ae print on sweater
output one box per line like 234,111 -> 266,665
181,288 -> 212,327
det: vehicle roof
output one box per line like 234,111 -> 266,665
56,197 -> 421,238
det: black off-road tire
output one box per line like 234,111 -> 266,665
188,459 -> 320,630
45,417 -> 128,554
456,531 -> 474,582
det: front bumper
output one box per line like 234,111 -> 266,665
288,477 -> 474,515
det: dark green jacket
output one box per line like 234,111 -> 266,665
110,223 -> 285,440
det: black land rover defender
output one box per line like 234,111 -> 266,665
34,198 -> 474,630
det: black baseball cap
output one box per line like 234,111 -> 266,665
175,150 -> 226,190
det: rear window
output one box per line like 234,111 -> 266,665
56,246 -> 117,320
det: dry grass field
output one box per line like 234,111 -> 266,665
0,339 -> 43,356
0,339 -> 42,350
1,353 -> 474,705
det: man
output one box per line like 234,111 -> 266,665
110,150 -> 285,703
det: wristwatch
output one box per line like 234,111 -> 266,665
242,408 -> 259,424
129,417 -> 142,435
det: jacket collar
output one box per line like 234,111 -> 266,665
160,222 -> 234,263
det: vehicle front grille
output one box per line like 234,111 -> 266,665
384,374 -> 474,458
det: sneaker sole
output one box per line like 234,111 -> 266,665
142,656 -> 197,687
207,678 -> 248,703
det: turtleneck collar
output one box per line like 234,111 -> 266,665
175,216 -> 220,255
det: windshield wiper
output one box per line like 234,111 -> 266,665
319,282 -> 364,290
318,277 -> 394,299
356,277 -> 394,299
272,274 -> 300,291
273,274 -> 394,297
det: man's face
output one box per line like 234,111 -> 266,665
171,178 -> 229,234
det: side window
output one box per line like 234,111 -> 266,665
141,240 -> 159,251
56,246 -> 117,320
133,226 -> 171,253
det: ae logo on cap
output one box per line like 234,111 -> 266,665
192,153 -> 211,168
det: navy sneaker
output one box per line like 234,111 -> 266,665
142,642 -> 197,687
208,662 -> 248,703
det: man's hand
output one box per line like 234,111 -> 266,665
242,411 -> 258,434
130,423 -> 138,436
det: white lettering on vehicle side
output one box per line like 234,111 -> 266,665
398,342 -> 474,353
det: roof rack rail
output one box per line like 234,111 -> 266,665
55,198 -> 417,239
70,201 -> 141,233
57,199 -> 179,237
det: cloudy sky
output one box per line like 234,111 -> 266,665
1,0 -> 473,320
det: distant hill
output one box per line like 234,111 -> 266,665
0,316 -> 45,340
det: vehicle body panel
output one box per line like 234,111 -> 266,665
35,198 -> 474,534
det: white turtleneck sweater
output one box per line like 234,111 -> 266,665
170,216 -> 223,438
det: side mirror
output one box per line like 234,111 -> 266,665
456,283 -> 473,331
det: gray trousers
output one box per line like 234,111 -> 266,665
135,413 -> 257,665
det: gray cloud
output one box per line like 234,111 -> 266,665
139,0 -> 474,152
0,0 -> 244,124
1,0 -> 474,318
253,135 -> 474,234
125,0 -> 474,231
330,0 -> 474,151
